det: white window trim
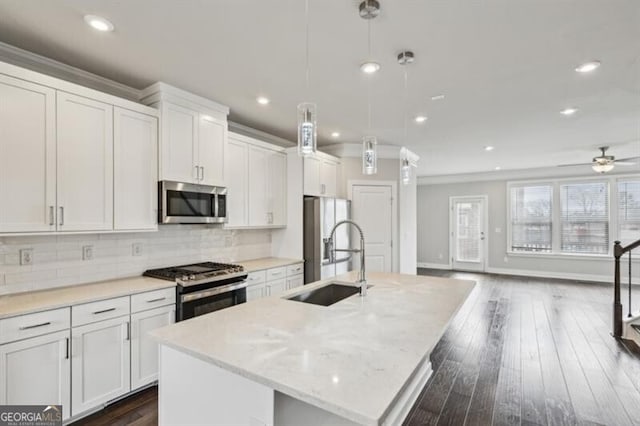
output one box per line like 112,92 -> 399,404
506,173 -> 640,259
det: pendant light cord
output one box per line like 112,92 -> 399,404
403,65 -> 408,145
304,0 -> 310,94
367,20 -> 372,132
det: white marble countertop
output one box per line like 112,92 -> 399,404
151,271 -> 475,425
237,257 -> 303,272
0,276 -> 176,319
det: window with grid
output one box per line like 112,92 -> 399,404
618,179 -> 640,246
510,185 -> 553,252
560,182 -> 609,254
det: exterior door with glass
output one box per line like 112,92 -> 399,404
450,196 -> 487,272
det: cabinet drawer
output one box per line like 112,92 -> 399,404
266,267 -> 286,281
0,308 -> 70,344
131,288 -> 176,313
247,270 -> 266,285
72,296 -> 130,327
287,263 -> 304,277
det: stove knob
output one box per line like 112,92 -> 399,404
181,275 -> 189,281
189,274 -> 196,280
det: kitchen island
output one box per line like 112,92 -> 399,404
151,272 -> 475,426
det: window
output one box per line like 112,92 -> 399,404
510,185 -> 552,252
560,182 -> 609,254
618,179 -> 640,246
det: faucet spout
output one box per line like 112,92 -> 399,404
327,220 -> 367,296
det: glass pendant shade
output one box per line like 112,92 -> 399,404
401,158 -> 411,185
362,136 -> 378,175
592,162 -> 614,173
297,103 -> 317,156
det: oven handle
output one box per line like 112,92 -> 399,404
180,281 -> 248,303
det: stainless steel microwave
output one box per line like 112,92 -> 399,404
159,181 -> 227,224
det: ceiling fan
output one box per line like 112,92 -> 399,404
558,146 -> 638,173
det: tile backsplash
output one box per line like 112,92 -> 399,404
0,226 -> 272,295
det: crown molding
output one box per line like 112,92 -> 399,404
0,41 -> 141,100
228,121 -> 295,148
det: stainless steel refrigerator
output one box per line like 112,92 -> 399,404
303,197 -> 352,284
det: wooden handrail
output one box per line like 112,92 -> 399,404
613,238 -> 640,338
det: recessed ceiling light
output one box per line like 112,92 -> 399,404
360,61 -> 381,74
256,96 -> 270,105
575,60 -> 601,73
485,146 -> 494,151
84,15 -> 114,32
495,166 -> 501,171
414,115 -> 427,123
560,107 -> 579,116
431,94 -> 445,101
331,132 -> 340,138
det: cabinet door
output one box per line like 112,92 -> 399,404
303,156 -> 321,196
114,107 -> 158,230
57,92 -> 113,231
246,283 -> 265,302
198,114 -> 226,186
267,151 -> 287,226
131,305 -> 174,390
320,160 -> 338,197
225,138 -> 249,227
0,75 -> 56,233
248,147 -> 269,226
161,102 -> 198,183
286,275 -> 304,291
0,330 -> 71,420
265,279 -> 287,298
71,316 -> 130,416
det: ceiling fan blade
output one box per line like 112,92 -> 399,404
557,162 -> 591,167
616,161 -> 637,166
615,156 -> 639,164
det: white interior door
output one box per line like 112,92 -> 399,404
451,196 -> 487,271
352,185 -> 393,273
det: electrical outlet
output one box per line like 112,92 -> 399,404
82,245 -> 94,261
495,227 -> 502,234
132,243 -> 143,257
19,249 -> 33,265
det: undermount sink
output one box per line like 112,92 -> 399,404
286,283 -> 368,306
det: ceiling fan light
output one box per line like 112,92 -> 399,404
592,162 -> 615,173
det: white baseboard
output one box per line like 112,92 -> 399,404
417,262 -> 451,270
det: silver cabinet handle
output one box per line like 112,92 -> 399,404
19,321 -> 51,330
92,307 -> 116,315
59,206 -> 64,226
200,166 -> 205,181
49,206 -> 54,226
65,337 -> 70,359
194,165 -> 200,181
146,297 -> 166,303
125,322 -> 130,341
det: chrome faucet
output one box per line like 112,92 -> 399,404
325,220 -> 367,296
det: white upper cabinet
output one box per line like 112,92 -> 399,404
57,92 -> 114,231
268,151 -> 287,226
161,102 -> 198,183
198,113 -> 226,186
248,146 -> 269,227
225,135 -> 249,227
303,154 -> 339,197
0,75 -> 56,233
114,107 -> 158,230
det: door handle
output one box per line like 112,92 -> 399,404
49,206 -> 54,226
59,206 -> 64,226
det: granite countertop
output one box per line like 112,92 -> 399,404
151,271 -> 476,425
237,257 -> 303,272
0,276 -> 176,319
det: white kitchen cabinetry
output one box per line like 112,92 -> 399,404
57,92 -> 114,232
131,304 -> 175,390
114,107 -> 158,230
71,315 -> 131,416
0,75 -> 56,233
141,83 -> 229,186
286,275 -> 304,291
225,132 -> 287,228
303,154 -> 339,197
245,263 -> 304,301
265,279 -> 287,298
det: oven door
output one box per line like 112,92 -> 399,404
177,281 -> 247,321
160,181 -> 221,224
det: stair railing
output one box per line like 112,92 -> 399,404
613,239 -> 640,338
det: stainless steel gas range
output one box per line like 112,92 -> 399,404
143,262 -> 248,321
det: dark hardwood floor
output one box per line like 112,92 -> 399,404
71,269 -> 640,426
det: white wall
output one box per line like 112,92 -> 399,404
0,226 -> 272,295
417,179 -> 640,283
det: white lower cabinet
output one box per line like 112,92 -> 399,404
71,316 -> 131,416
265,279 -> 287,298
246,263 -> 305,302
246,284 -> 265,301
0,329 -> 71,420
131,304 -> 175,390
286,275 -> 304,291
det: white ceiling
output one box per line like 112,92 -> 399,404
0,0 -> 638,177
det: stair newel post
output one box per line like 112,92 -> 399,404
613,240 -> 623,338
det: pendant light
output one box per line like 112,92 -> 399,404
360,0 -> 380,175
297,0 -> 317,157
398,51 -> 415,185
